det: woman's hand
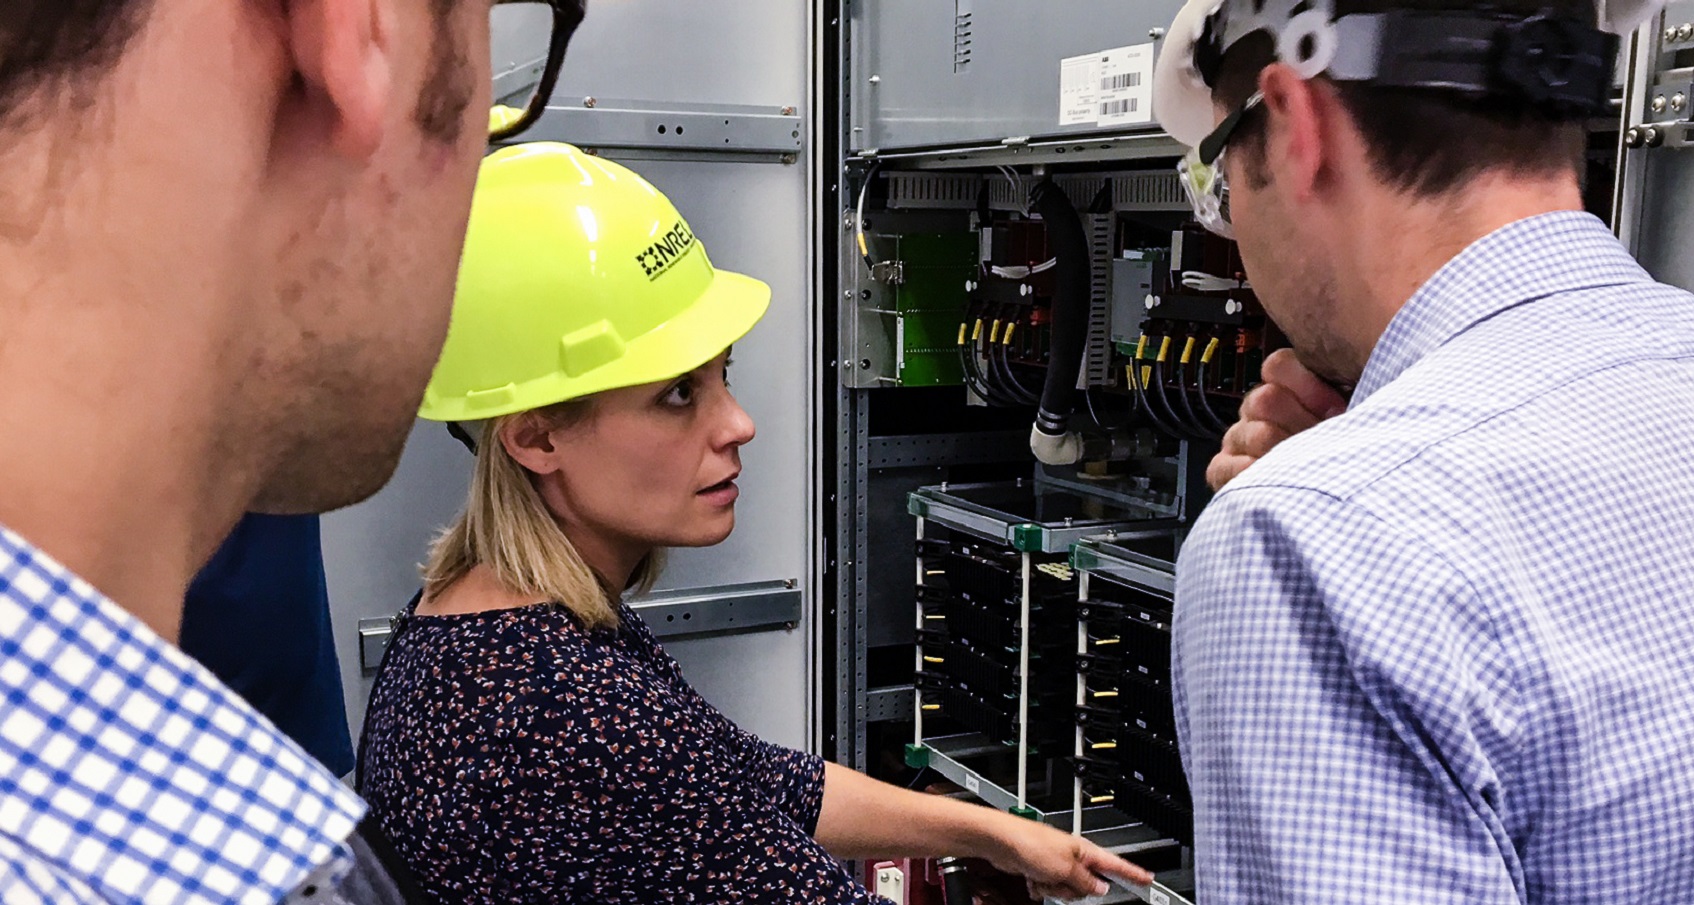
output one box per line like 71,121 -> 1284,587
979,813 -> 1153,901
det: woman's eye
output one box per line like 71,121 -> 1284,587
662,380 -> 695,407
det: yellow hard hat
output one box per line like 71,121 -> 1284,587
420,143 -> 771,422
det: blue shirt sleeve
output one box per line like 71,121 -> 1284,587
1173,485 -> 1526,902
180,513 -> 355,776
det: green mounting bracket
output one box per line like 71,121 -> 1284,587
904,744 -> 930,769
1010,806 -> 1040,820
1010,523 -> 1043,553
908,496 -> 930,518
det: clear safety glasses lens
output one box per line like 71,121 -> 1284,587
1176,91 -> 1262,240
1178,147 -> 1234,240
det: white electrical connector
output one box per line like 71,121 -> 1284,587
873,865 -> 907,905
990,258 -> 1058,280
1180,270 -> 1251,292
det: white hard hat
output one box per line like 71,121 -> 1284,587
1153,0 -> 1666,149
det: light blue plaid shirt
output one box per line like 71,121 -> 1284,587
1174,212 -> 1694,902
0,526 -> 366,904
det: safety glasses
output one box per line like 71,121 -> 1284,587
1177,91 -> 1263,240
488,0 -> 585,142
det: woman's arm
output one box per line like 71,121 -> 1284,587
814,762 -> 1153,900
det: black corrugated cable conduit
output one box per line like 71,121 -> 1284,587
1028,178 -> 1092,465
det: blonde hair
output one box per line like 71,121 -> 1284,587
422,400 -> 661,630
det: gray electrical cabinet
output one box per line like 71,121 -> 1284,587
1617,0 -> 1694,288
850,2 -> 1180,152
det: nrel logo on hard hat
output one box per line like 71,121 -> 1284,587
635,221 -> 698,281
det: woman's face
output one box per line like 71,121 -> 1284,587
532,351 -> 754,555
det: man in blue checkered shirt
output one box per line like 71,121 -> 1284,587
0,2 -> 578,903
1154,0 -> 1694,900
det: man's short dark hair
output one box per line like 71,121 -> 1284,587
1215,0 -> 1597,196
0,1 -> 155,126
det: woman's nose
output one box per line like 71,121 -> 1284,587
717,393 -> 756,448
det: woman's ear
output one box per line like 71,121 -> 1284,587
500,414 -> 564,475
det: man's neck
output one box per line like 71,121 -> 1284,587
1338,172 -> 1586,369
0,281 -> 251,642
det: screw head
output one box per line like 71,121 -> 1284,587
583,96 -> 597,108
781,106 -> 797,116
1653,95 -> 1669,113
1149,27 -> 1167,39
1667,27 -> 1678,41
869,75 -> 882,85
1678,23 -> 1691,40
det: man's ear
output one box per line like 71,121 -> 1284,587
284,0 -> 395,160
500,415 -> 564,476
1257,62 -> 1328,203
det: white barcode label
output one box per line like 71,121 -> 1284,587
965,774 -> 981,793
1059,53 -> 1102,126
1149,890 -> 1171,905
1060,42 -> 1153,128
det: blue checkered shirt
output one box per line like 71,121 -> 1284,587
0,526 -> 366,903
1173,212 -> 1694,902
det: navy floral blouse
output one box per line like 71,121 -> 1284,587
357,596 -> 883,904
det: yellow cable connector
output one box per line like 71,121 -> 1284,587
1157,336 -> 1172,363
957,323 -> 968,346
922,655 -> 945,664
972,319 -> 983,341
990,320 -> 1002,343
1089,794 -> 1116,804
1202,337 -> 1221,365
1141,365 -> 1153,387
1092,689 -> 1119,699
1135,334 -> 1148,361
1003,322 -> 1017,345
921,703 -> 941,712
1181,337 -> 1196,365
1090,741 -> 1118,750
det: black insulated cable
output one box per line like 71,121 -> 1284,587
1127,339 -> 1186,439
1030,179 -> 1091,438
1192,337 -> 1232,435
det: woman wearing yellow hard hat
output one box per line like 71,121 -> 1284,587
355,142 -> 1150,904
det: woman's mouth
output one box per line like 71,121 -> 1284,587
697,475 -> 740,505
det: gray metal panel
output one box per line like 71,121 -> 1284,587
323,422 -> 472,736
850,0 -> 1185,152
519,100 -> 803,156
613,155 -> 817,752
549,3 -> 810,111
629,581 -> 802,638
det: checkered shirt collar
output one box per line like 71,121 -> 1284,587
1354,211 -> 1652,406
0,526 -> 365,904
